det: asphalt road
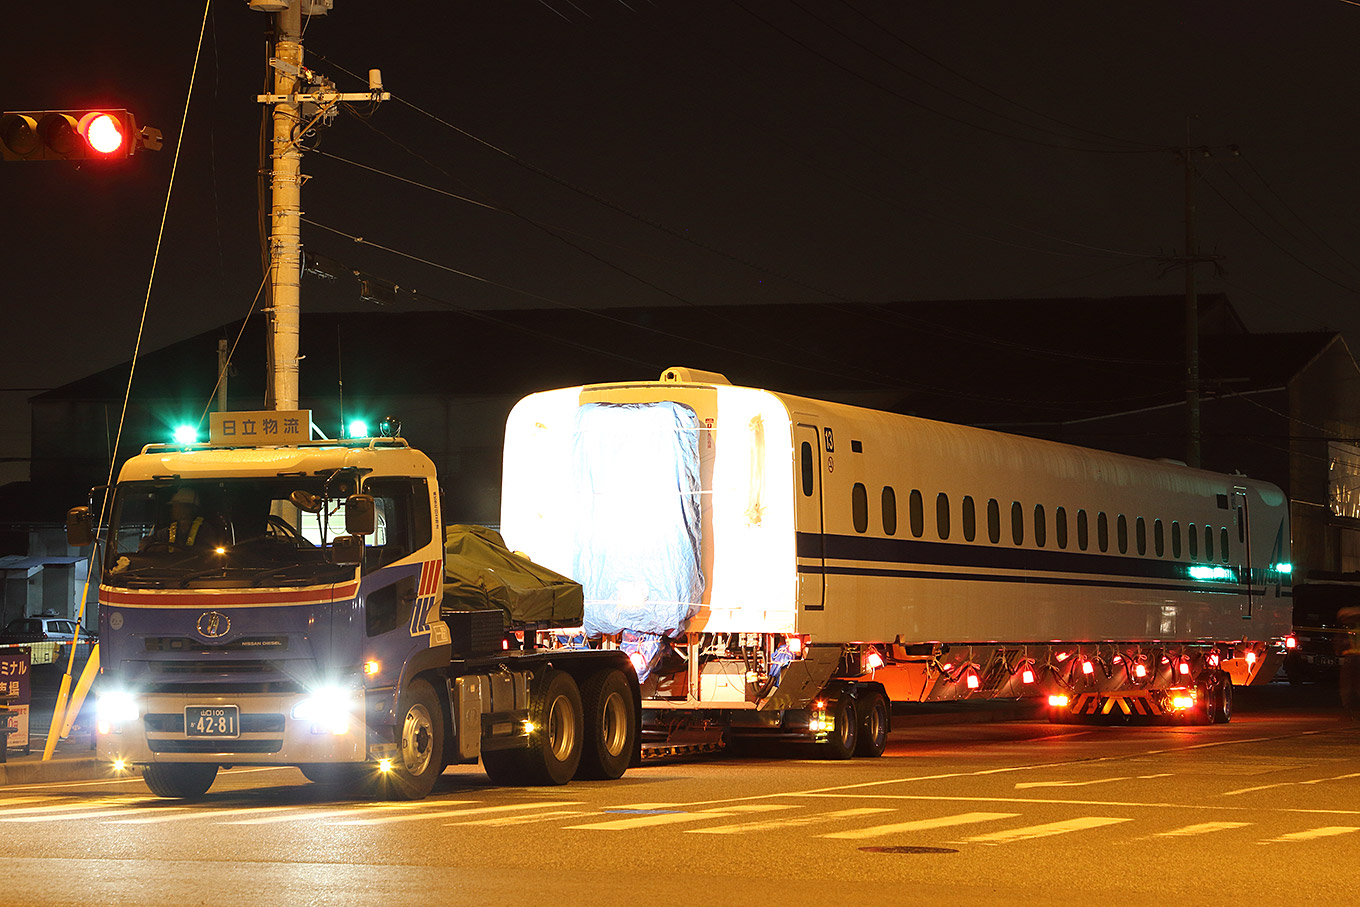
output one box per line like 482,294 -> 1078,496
1,684 -> 1355,906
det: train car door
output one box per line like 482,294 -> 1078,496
1233,486 -> 1253,618
794,422 -> 824,611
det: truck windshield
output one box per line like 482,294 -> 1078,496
102,476 -> 378,589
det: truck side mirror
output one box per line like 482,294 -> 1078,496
329,534 -> 365,566
345,494 -> 376,535
66,506 -> 93,547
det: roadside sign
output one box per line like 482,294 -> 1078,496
1,647 -> 32,752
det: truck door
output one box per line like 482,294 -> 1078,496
1233,487 -> 1253,619
795,423 -> 825,611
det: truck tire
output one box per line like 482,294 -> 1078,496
142,763 -> 218,799
1211,674 -> 1233,724
855,689 -> 890,757
388,678 -> 444,800
577,668 -> 636,780
521,669 -> 584,785
819,693 -> 858,760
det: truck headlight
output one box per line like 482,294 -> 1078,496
95,690 -> 139,733
291,686 -> 357,735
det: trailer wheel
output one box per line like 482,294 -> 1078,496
1211,674 -> 1233,724
577,668 -> 636,780
855,689 -> 890,757
142,763 -> 218,799
519,669 -> 584,785
820,693 -> 858,760
388,678 -> 444,800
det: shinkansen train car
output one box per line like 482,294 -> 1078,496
501,368 -> 1293,757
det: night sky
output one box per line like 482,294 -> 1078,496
3,1 -> 1358,485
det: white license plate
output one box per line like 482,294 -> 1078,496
185,705 -> 239,737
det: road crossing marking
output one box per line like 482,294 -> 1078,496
224,802 -> 441,825
1014,777 -> 1132,790
687,807 -> 893,835
1152,822 -> 1252,837
821,812 -> 1018,840
963,816 -> 1131,844
445,809 -> 596,828
334,801 -> 580,826
568,804 -> 793,831
1,805 -> 191,823
114,805 -> 304,824
1263,826 -> 1360,844
0,798 -> 155,818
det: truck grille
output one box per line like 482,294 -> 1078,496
149,739 -> 283,754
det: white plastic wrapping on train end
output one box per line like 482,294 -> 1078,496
501,383 -> 797,637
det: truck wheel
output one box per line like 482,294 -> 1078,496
388,678 -> 444,800
577,668 -> 636,780
1211,674 -> 1233,724
854,689 -> 889,757
1193,678 -> 1216,725
142,763 -> 218,799
519,669 -> 584,785
819,693 -> 858,760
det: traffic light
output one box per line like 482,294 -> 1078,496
0,109 -> 158,161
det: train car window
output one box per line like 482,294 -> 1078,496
1097,512 -> 1109,552
1237,506 -> 1245,543
1055,506 -> 1068,549
1117,515 -> 1129,554
987,499 -> 1001,544
1011,501 -> 1024,546
1204,525 -> 1214,561
936,493 -> 951,540
881,486 -> 897,536
1135,517 -> 1147,556
1221,527 -> 1230,563
1154,519 -> 1165,557
800,442 -> 814,497
1171,521 -> 1181,558
1033,504 -> 1046,548
1189,522 -> 1198,560
963,495 -> 976,541
852,483 -> 868,533
909,490 -> 924,538
1077,510 -> 1089,550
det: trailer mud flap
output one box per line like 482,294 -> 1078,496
1070,691 -> 1166,717
760,646 -> 843,711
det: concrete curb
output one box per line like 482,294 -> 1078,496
0,756 -> 110,788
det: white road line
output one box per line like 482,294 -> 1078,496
793,791 -> 1360,815
334,801 -> 580,826
114,805 -> 303,824
1263,826 -> 1360,844
964,816 -> 1131,844
224,802 -> 440,825
2,806 -> 191,823
445,809 -> 596,828
1301,771 -> 1360,785
568,804 -> 793,831
0,798 -> 151,817
1221,782 -> 1296,797
1014,777 -> 1132,790
0,798 -> 44,808
1153,822 -> 1252,837
688,807 -> 893,835
821,811 -> 1018,840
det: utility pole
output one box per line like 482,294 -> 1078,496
1182,122 -> 1201,469
252,0 -> 389,413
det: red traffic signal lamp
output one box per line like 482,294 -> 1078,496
0,109 -> 156,161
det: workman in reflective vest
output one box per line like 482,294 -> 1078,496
146,488 -> 226,551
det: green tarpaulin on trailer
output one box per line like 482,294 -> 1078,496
441,524 -> 583,628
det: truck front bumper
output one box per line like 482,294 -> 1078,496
97,690 -> 370,766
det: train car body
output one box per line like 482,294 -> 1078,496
502,368 -> 1292,750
